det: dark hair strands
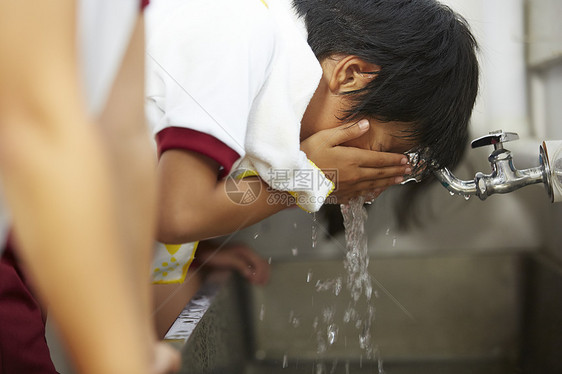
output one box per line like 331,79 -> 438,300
293,0 -> 479,232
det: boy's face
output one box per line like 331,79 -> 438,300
300,56 -> 416,154
341,120 -> 416,154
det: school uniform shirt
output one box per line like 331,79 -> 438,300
145,0 -> 332,283
145,0 -> 275,177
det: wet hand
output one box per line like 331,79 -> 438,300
300,120 -> 410,203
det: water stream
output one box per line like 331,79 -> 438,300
311,196 -> 383,373
340,197 -> 378,364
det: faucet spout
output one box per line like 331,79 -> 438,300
433,168 -> 477,196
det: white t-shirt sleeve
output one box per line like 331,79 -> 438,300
145,0 -> 275,159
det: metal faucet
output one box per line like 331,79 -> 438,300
433,130 -> 549,200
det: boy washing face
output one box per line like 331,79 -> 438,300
145,0 -> 478,282
297,0 -> 478,184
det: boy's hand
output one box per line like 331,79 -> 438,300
301,120 -> 409,204
195,242 -> 270,285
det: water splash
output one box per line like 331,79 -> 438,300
322,306 -> 335,323
374,346 -> 385,374
343,306 -> 357,323
291,247 -> 298,256
310,196 -> 382,371
333,277 -> 343,296
315,277 -> 343,296
327,324 -> 339,345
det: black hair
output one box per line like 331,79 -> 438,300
293,0 -> 479,175
294,0 -> 480,233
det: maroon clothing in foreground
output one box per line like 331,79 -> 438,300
0,241 -> 58,374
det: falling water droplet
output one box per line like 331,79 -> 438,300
282,354 -> 288,368
449,191 -> 456,196
322,306 -> 335,323
385,228 -> 391,236
306,269 -> 313,283
268,257 -> 272,264
365,283 -> 373,300
259,304 -> 265,321
311,212 -> 318,248
291,247 -> 298,256
253,232 -> 260,239
392,236 -> 397,247
359,324 -> 373,353
317,338 -> 327,354
288,310 -> 294,323
293,222 -> 298,229
327,324 -> 339,345
464,194 -> 471,200
343,307 -> 356,323
291,317 -> 300,328
334,277 -> 342,296
330,360 -> 339,374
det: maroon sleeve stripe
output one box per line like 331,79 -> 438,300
156,127 -> 241,178
141,0 -> 149,11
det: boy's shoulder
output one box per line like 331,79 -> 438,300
146,0 -> 274,41
145,0 -> 278,72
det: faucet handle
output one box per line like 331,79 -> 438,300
471,130 -> 519,150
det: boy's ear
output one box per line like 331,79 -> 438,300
328,56 -> 380,94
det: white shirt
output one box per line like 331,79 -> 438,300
145,0 -> 275,160
145,0 -> 332,213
